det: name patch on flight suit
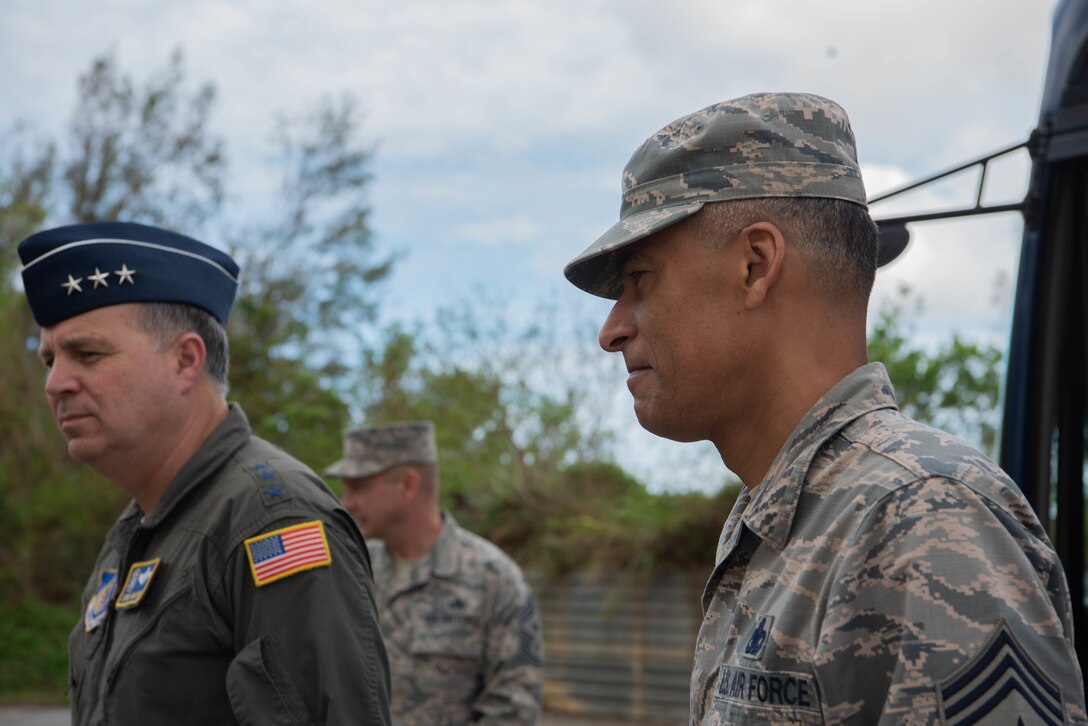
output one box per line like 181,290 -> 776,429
715,664 -> 821,714
84,569 -> 118,631
115,559 -> 161,610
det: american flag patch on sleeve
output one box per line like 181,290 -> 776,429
244,521 -> 332,587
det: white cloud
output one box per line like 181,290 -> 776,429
452,214 -> 543,246
0,0 -> 1058,174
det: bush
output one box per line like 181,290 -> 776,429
0,597 -> 75,704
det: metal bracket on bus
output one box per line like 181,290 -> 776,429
869,139 -> 1030,266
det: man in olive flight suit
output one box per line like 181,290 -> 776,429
18,221 -> 391,725
563,92 -> 1087,724
325,421 -> 543,724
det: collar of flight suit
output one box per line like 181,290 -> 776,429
136,403 -> 252,529
740,362 -> 899,552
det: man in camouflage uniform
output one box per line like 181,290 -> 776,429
18,221 -> 390,725
563,93 -> 1087,724
325,421 -> 543,725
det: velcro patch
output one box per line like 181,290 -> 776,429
244,521 -> 332,587
84,569 -> 118,632
518,599 -> 543,667
938,620 -> 1064,726
715,664 -> 820,713
115,559 -> 161,610
742,614 -> 774,660
246,462 -> 292,507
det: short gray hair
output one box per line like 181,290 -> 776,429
686,197 -> 878,307
140,302 -> 230,394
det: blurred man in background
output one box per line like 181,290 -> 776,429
18,221 -> 390,725
326,421 -> 543,724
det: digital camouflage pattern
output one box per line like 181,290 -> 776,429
691,363 -> 1086,725
324,421 -> 438,479
564,92 -> 868,298
370,512 -> 543,725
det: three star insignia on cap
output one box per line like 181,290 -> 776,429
88,268 -> 110,289
61,275 -> 82,296
59,265 -> 136,295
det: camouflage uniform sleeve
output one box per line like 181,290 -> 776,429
472,574 -> 544,725
815,476 -> 1086,724
224,510 -> 392,725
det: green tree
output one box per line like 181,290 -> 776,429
61,50 -> 224,227
227,95 -> 393,470
868,285 -> 1004,454
355,299 -> 737,574
0,49 -> 388,608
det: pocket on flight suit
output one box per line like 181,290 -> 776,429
409,622 -> 485,707
68,620 -> 108,710
226,637 -> 315,726
69,571 -> 118,708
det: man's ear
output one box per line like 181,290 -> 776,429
399,466 -> 422,501
173,332 -> 207,392
737,221 -> 786,311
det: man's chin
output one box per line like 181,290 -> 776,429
633,405 -> 703,443
66,438 -> 104,465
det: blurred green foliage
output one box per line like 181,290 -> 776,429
355,309 -> 740,574
0,599 -> 72,704
868,284 -> 1004,455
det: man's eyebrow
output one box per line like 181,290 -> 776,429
41,334 -> 113,358
62,334 -> 111,348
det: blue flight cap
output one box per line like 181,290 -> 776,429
18,221 -> 240,327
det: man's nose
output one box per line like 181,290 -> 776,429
44,358 -> 79,398
598,299 -> 635,352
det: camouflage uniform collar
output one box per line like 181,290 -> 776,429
431,510 -> 462,578
139,404 -> 251,528
742,363 -> 898,551
378,510 -> 463,596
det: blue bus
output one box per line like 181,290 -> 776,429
870,0 -> 1087,679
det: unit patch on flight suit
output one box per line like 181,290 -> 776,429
84,569 -> 118,631
115,559 -> 161,610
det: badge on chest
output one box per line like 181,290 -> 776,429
742,614 -> 774,660
115,559 -> 162,609
84,569 -> 119,632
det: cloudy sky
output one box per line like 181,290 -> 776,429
0,0 -> 1061,490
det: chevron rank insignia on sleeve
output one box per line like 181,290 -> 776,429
938,620 -> 1064,725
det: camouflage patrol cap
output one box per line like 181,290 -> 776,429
564,92 -> 869,298
323,421 -> 438,479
